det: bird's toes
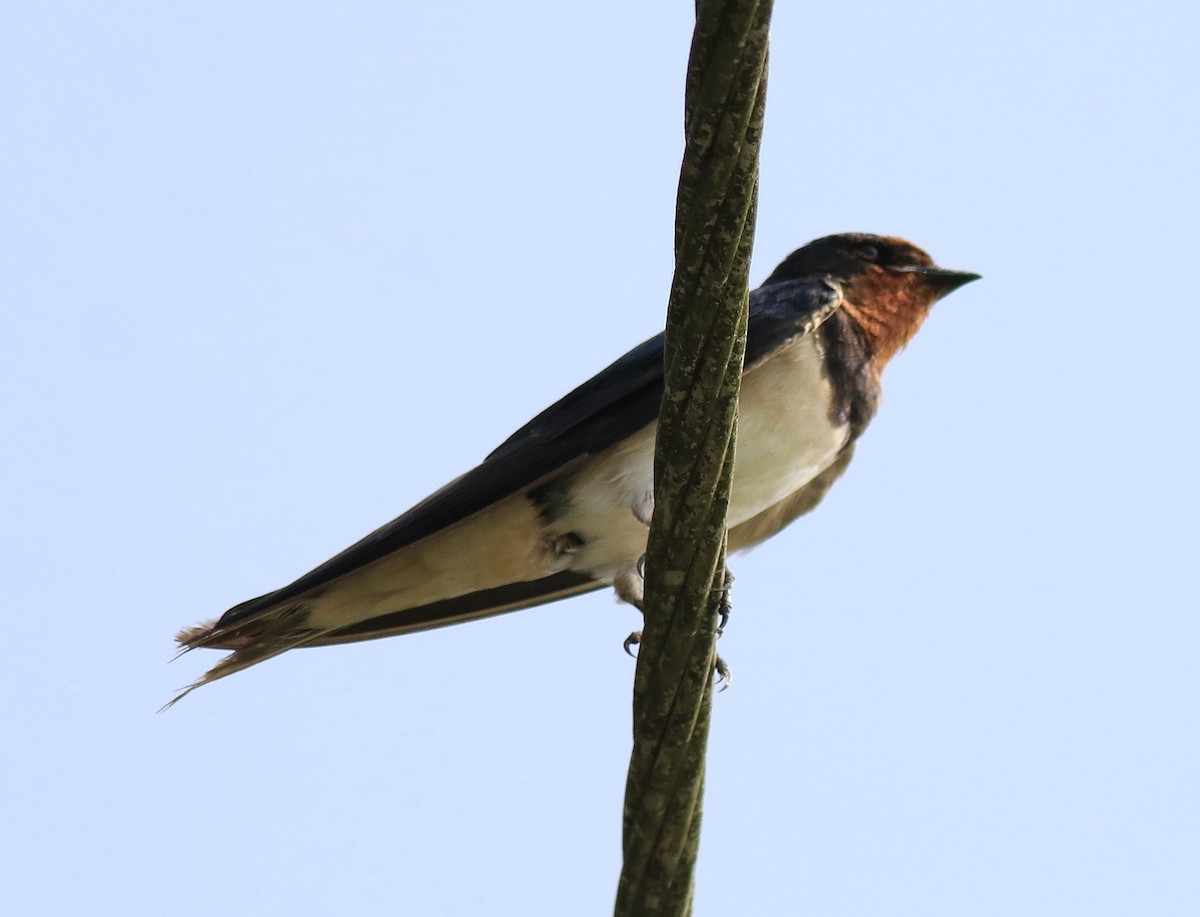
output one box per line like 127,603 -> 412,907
715,654 -> 733,692
613,562 -> 646,611
716,566 -> 734,636
714,657 -> 733,691
623,630 -> 643,657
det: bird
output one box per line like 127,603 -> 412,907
171,233 -> 978,704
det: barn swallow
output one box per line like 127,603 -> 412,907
171,233 -> 978,703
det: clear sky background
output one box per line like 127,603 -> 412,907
3,2 -> 1197,915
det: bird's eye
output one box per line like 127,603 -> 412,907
859,244 -> 880,262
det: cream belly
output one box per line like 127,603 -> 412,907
729,333 -> 850,524
562,333 -> 849,580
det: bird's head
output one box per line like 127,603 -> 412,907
766,233 -> 980,367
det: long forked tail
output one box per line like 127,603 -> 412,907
163,601 -> 325,710
165,569 -> 603,709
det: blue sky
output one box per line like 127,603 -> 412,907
3,2 -> 1197,914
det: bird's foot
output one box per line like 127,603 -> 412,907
715,653 -> 733,692
622,630 -> 731,690
716,566 -> 734,637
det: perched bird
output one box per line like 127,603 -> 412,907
172,233 -> 978,703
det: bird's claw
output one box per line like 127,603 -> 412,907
623,630 -> 642,657
716,567 -> 734,637
715,654 -> 733,691
623,556 -> 731,687
623,630 -> 731,691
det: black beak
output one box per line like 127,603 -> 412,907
919,267 -> 981,297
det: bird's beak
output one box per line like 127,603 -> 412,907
918,267 -> 981,298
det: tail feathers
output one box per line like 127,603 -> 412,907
163,602 -> 323,710
165,570 -> 605,709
